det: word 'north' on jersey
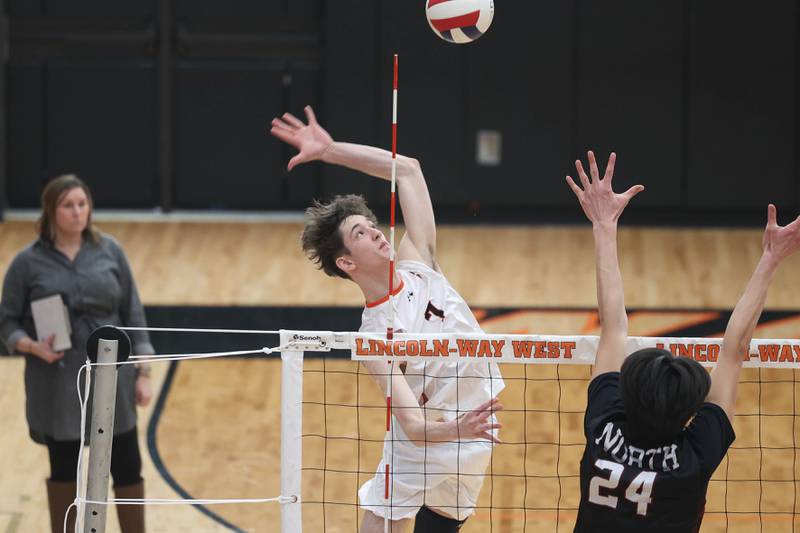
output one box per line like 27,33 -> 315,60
574,372 -> 734,532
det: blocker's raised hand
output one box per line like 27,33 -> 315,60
566,151 -> 644,225
762,204 -> 800,263
270,105 -> 333,171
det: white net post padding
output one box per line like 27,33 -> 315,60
280,331 -> 305,532
82,338 -> 120,533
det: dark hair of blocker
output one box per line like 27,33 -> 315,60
620,348 -> 712,445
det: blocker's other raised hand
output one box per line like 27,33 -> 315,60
566,151 -> 644,225
270,105 -> 333,171
762,204 -> 800,263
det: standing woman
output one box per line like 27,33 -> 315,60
0,175 -> 153,533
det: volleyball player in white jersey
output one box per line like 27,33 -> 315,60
271,106 -> 504,533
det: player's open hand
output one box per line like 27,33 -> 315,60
762,204 -> 800,263
566,151 -> 644,226
456,397 -> 503,443
270,105 -> 333,171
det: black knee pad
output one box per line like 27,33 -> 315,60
413,505 -> 466,533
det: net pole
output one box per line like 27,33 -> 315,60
383,53 -> 399,533
280,331 -> 304,532
82,339 -> 120,533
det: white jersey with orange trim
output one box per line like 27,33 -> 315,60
358,260 -> 505,520
359,259 -> 505,423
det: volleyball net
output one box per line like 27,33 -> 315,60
298,330 -> 800,533
73,328 -> 800,533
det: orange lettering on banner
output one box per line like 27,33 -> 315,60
694,344 -> 707,362
369,339 -> 393,356
355,338 -> 368,355
512,341 -> 533,358
562,342 -> 575,359
707,344 -> 719,362
433,340 -> 449,357
419,341 -> 434,357
534,342 -> 547,358
407,341 -> 420,356
547,342 -> 560,358
666,343 -> 676,355
477,340 -> 492,357
355,337 -> 800,364
491,340 -> 505,357
780,344 -> 793,363
457,339 -> 478,357
759,344 -> 780,363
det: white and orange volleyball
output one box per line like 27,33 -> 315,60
425,0 -> 494,44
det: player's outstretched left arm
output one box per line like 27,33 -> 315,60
362,361 -> 503,445
707,205 -> 800,421
566,151 -> 644,378
270,106 -> 438,270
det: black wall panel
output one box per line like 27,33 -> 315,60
174,62 -> 317,209
687,1 -> 796,209
175,0 -> 319,20
321,0 -> 381,203
45,61 -> 156,208
5,1 -> 800,220
283,66 -> 323,208
7,64 -> 44,207
574,0 -> 684,208
8,0 -> 154,18
377,1 -> 465,212
464,1 -> 574,209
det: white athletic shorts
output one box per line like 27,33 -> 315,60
358,438 -> 494,522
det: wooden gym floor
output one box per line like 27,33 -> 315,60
1,219 -> 799,532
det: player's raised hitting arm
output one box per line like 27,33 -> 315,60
706,204 -> 800,421
270,106 -> 438,270
566,152 -> 644,378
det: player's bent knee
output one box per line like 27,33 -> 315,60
413,506 -> 466,532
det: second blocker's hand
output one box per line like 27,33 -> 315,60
270,106 -> 333,171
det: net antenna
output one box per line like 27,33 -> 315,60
383,53 -> 399,533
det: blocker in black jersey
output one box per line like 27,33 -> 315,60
574,372 -> 735,533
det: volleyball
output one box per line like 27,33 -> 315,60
425,0 -> 494,44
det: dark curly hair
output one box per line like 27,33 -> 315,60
301,194 -> 378,279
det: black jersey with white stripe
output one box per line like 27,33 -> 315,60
574,372 -> 735,533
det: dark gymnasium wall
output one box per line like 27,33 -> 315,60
3,1 -> 798,223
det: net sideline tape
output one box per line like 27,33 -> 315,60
273,330 -> 800,369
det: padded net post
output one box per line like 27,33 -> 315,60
82,339 -> 120,533
280,331 -> 304,532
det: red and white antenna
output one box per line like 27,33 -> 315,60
384,53 -> 399,532
387,53 -> 399,341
